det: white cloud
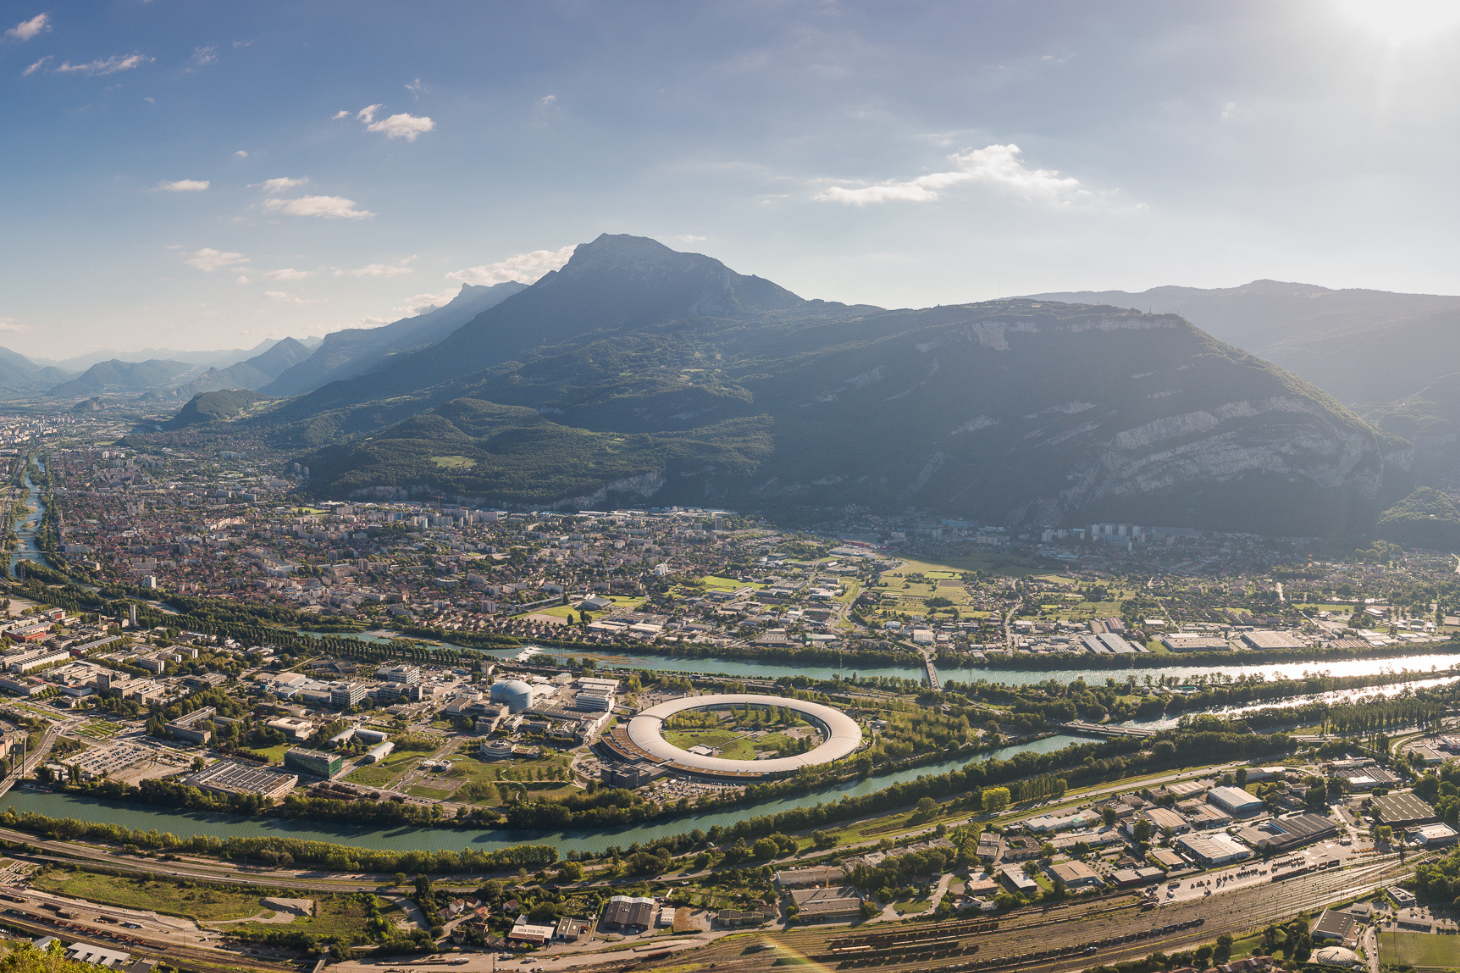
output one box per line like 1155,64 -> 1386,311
6,13 -> 49,41
338,257 -> 415,278
815,144 -> 1088,206
264,290 -> 327,305
262,195 -> 374,219
21,55 -> 48,75
406,78 -> 427,96
354,103 -> 434,140
332,109 -> 350,120
54,53 -> 153,76
390,289 -> 456,317
158,179 -> 209,192
0,318 -> 26,333
446,245 -> 574,285
260,267 -> 316,280
234,275 -> 250,284
366,111 -> 434,141
184,248 -> 248,272
537,94 -> 556,107
188,46 -> 217,69
254,176 -> 306,194
234,149 -> 248,158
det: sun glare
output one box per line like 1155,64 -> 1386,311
1335,0 -> 1460,44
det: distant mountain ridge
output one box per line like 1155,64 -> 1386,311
1028,280 -> 1460,409
263,281 -> 528,397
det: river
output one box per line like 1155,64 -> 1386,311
0,734 -> 1081,854
8,461 -> 43,579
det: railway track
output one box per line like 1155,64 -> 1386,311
678,854 -> 1417,973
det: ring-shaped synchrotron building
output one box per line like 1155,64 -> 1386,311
626,693 -> 862,775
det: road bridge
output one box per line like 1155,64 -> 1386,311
922,650 -> 940,690
1059,720 -> 1159,739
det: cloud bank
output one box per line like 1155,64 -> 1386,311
816,144 -> 1087,206
446,245 -> 575,285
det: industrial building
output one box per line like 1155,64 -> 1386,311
1241,630 -> 1308,650
1207,785 -> 1264,816
1236,813 -> 1338,852
600,762 -> 665,789
1048,860 -> 1103,890
490,678 -> 536,713
1373,792 -> 1438,827
284,747 -> 343,779
180,760 -> 298,803
601,895 -> 657,932
361,741 -> 394,764
789,886 -> 863,923
1176,833 -> 1252,866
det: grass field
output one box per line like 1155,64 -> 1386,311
431,455 -> 477,469
230,894 -> 399,938
32,869 -> 268,921
406,784 -> 454,800
663,728 -> 757,760
343,749 -> 419,787
1379,930 -> 1460,968
537,594 -> 647,620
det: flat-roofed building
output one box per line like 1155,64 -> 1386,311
1143,807 -> 1190,834
1111,866 -> 1166,888
999,865 -> 1039,895
1407,823 -> 1458,846
774,866 -> 844,889
790,886 -> 863,923
1313,908 -> 1357,944
1048,860 -> 1103,890
166,706 -> 216,745
181,760 -> 298,803
1241,631 -> 1308,650
284,747 -> 342,779
1373,792 -> 1438,827
1176,833 -> 1252,866
1207,785 -> 1264,816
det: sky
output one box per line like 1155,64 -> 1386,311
4,0 -> 1460,359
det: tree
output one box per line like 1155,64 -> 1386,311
1101,806 -> 1117,827
983,786 -> 1011,813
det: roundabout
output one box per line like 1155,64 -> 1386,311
624,692 -> 863,777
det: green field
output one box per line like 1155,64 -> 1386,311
1379,930 -> 1460,968
431,455 -> 477,469
664,727 -> 757,760
230,894 -> 401,938
32,870 -> 269,921
343,749 -> 419,787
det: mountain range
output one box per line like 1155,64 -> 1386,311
129,233 -> 1403,538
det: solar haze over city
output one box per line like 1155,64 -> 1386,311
3,3 -> 1460,973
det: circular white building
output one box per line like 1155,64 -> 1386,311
625,693 -> 862,776
489,679 -> 535,713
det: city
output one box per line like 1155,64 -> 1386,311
6,3 -> 1460,972
0,403 -> 1444,971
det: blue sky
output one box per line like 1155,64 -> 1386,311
4,0 -> 1460,358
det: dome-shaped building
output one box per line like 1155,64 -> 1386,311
490,679 -> 535,713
